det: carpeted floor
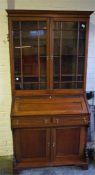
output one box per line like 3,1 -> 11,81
0,156 -> 95,175
20,164 -> 95,175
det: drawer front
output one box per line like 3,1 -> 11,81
12,116 -> 51,128
53,116 -> 89,126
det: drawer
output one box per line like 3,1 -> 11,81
12,116 -> 51,128
53,116 -> 89,126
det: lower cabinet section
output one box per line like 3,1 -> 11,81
13,126 -> 88,170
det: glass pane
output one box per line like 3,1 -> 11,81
23,56 -> 38,75
54,22 -> 78,30
77,75 -> 84,81
53,21 -> 85,89
40,57 -> 46,76
12,21 -> 48,90
21,21 -> 38,30
78,57 -> 84,75
15,84 -> 21,90
23,76 -> 38,82
61,82 -> 77,89
61,75 -> 76,82
79,31 -> 86,56
54,38 -> 60,56
62,22 -> 78,30
12,22 -> 22,89
62,31 -> 77,55
14,49 -> 21,75
53,57 -> 60,75
39,21 -> 47,29
39,30 -> 47,56
40,83 -> 47,89
79,22 -> 86,56
53,83 -> 60,89
23,83 -> 39,90
61,55 -> 77,74
77,82 -> 83,88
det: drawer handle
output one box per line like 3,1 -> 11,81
56,119 -> 59,124
84,118 -> 87,123
44,119 -> 48,124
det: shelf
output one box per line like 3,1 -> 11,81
53,74 -> 83,77
13,28 -> 47,32
15,75 -> 46,77
16,81 -> 46,84
54,29 -> 86,32
53,55 -> 85,57
54,81 -> 83,83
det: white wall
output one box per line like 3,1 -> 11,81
0,0 -> 12,156
0,0 -> 95,156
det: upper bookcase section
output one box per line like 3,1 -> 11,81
7,10 -> 93,96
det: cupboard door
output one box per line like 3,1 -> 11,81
13,128 -> 50,166
52,20 -> 86,89
12,19 -> 49,90
52,127 -> 87,164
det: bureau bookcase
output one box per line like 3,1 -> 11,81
7,10 -> 93,173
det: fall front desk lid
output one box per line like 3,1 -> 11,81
12,96 -> 89,116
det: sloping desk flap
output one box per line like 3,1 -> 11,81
11,96 -> 89,116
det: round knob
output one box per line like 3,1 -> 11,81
81,24 -> 86,29
16,77 -> 19,81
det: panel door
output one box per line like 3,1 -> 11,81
13,128 -> 50,167
12,18 -> 50,90
51,19 -> 87,89
51,127 -> 87,164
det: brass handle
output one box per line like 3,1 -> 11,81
56,119 -> 59,124
49,96 -> 52,99
52,143 -> 55,148
44,119 -> 48,124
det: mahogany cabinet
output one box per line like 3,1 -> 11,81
7,10 -> 93,173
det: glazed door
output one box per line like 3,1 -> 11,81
13,128 -> 50,166
51,127 -> 87,164
12,18 -> 50,90
51,19 -> 87,89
